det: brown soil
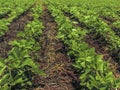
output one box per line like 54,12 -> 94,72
0,10 -> 33,58
33,5 -> 80,90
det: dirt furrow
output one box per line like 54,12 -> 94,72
33,5 -> 80,90
0,10 -> 33,58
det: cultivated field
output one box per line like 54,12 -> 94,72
0,0 -> 120,90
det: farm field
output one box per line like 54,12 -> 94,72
0,0 -> 120,90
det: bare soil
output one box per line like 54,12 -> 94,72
33,5 -> 80,90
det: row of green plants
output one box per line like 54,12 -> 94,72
45,1 -> 120,89
56,3 -> 120,50
47,0 -> 120,20
46,0 -> 120,35
0,0 -> 34,17
0,0 -> 14,17
0,3 -> 45,90
112,21 -> 120,36
79,3 -> 120,21
0,0 -> 35,36
52,1 -> 120,39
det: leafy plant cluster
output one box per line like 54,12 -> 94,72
46,0 -> 120,20
0,4 -> 45,90
46,1 -> 120,89
48,1 -> 120,50
112,21 -> 120,36
0,0 -> 35,36
55,1 -> 120,39
59,4 -> 120,50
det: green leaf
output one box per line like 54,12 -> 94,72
0,58 -> 5,67
0,74 -> 10,86
12,77 -> 24,85
0,66 -> 6,75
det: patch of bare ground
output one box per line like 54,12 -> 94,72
0,9 -> 33,58
33,4 -> 80,90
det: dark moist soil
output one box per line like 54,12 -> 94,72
33,5 -> 80,90
0,9 -> 33,58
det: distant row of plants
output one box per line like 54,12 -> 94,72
0,0 -> 34,36
57,4 -> 120,50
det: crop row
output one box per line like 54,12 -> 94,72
56,3 -> 120,50
0,0 -> 34,36
0,3 -> 45,90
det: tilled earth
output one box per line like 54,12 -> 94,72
33,5 -> 80,90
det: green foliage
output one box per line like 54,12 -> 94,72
32,5 -> 42,19
0,40 -> 45,90
49,0 -> 120,50
18,20 -> 43,39
0,39 -> 45,89
0,0 -> 34,36
63,5 -> 120,49
46,2 -> 120,89
0,2 -> 45,89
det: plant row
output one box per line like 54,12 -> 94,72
0,0 -> 34,36
0,4 -> 45,90
54,3 -> 120,50
48,0 -> 120,21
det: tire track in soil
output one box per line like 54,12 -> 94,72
33,4 -> 80,90
0,9 -> 33,58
